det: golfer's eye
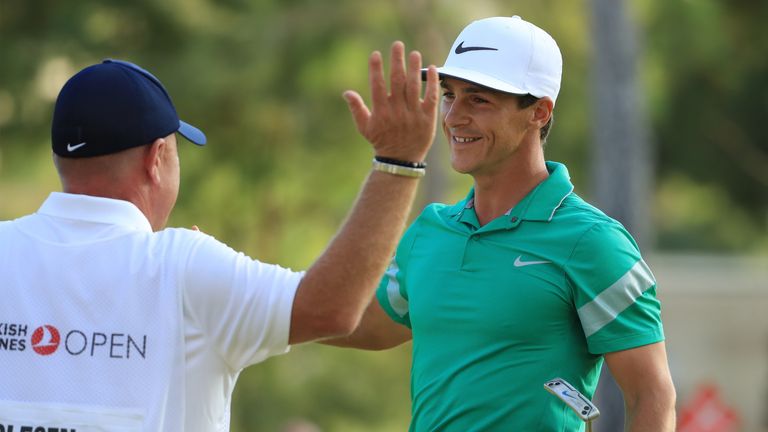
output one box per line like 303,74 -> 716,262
471,96 -> 489,104
442,91 -> 455,101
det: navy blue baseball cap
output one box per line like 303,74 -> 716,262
52,59 -> 206,158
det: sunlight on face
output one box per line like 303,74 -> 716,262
439,78 -> 533,177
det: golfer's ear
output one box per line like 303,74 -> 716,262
532,97 -> 554,127
144,137 -> 166,184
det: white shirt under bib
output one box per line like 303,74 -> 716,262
0,192 -> 302,431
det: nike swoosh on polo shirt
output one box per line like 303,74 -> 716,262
513,256 -> 552,267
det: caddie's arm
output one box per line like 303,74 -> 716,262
288,41 -> 439,345
605,341 -> 677,431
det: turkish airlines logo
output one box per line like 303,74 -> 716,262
31,324 -> 61,355
1,322 -> 147,360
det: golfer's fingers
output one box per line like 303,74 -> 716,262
388,41 -> 407,103
406,50 -> 422,107
422,65 -> 440,114
369,51 -> 386,110
343,90 -> 370,134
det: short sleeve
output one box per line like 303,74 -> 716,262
565,222 -> 664,354
182,234 -> 303,370
376,222 -> 420,329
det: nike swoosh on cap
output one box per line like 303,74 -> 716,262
67,142 -> 87,152
513,256 -> 552,267
454,41 -> 499,54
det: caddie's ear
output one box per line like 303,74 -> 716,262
144,137 -> 167,185
531,97 -> 554,128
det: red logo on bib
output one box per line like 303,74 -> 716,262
31,325 -> 61,355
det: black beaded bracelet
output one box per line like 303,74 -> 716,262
374,156 -> 427,169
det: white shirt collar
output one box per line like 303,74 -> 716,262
38,192 -> 153,232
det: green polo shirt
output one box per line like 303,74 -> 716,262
377,161 -> 664,431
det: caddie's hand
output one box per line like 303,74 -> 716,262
343,41 -> 439,162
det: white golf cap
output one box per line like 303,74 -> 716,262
435,16 -> 563,103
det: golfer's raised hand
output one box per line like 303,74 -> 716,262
344,41 -> 439,162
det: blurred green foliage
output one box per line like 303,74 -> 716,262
1,0 -> 766,430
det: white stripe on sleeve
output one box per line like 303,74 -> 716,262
577,259 -> 656,337
384,260 -> 409,318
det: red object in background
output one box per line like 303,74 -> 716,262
678,384 -> 741,432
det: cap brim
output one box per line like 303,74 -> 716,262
178,120 -> 206,146
422,66 -> 528,96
